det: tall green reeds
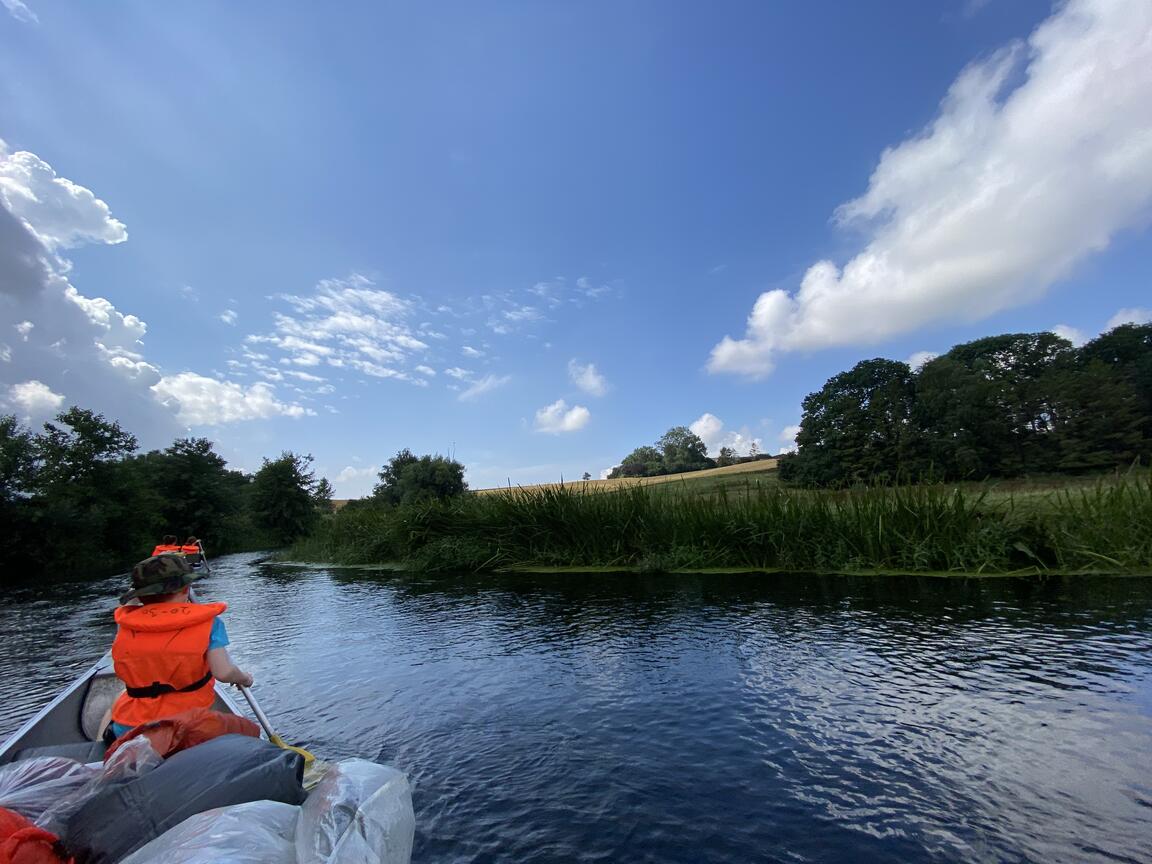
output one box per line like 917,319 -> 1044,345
288,473 -> 1152,575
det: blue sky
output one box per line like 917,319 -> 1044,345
1,0 -> 1150,495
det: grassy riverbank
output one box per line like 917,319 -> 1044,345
288,471 -> 1152,576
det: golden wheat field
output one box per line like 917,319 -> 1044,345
473,458 -> 779,495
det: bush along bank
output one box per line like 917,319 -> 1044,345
286,472 -> 1152,576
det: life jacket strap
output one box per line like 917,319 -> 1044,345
124,670 -> 213,699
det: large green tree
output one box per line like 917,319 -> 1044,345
780,358 -> 919,486
609,446 -> 665,479
657,426 -> 713,474
373,450 -> 467,506
249,451 -> 320,545
140,437 -> 248,551
915,332 -> 1074,477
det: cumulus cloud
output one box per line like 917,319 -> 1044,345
444,367 -> 472,380
534,399 -> 591,434
152,373 -> 313,425
709,0 -> 1152,378
1106,307 -> 1152,329
461,345 -> 484,358
907,351 -> 939,370
219,309 -> 238,326
3,379 -> 63,422
689,413 -> 762,456
459,374 -> 511,402
777,425 -> 801,454
0,142 -> 183,441
568,359 -> 608,396
1,0 -> 37,23
0,142 -> 127,250
1051,324 -> 1087,347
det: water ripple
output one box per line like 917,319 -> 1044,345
2,563 -> 1151,863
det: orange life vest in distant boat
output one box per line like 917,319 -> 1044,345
180,545 -> 201,555
151,544 -> 182,555
110,602 -> 227,729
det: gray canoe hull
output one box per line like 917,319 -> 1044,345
0,653 -> 245,765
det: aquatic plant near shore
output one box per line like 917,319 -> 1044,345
288,473 -> 1152,575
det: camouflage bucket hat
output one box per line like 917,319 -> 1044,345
120,553 -> 202,604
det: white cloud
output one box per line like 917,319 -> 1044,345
414,365 -> 436,376
907,351 -> 939,370
152,372 -> 313,425
708,0 -> 1152,377
0,143 -> 184,442
4,379 -> 63,422
444,367 -> 472,380
503,304 -> 541,323
0,141 -> 126,250
689,413 -> 762,457
0,344 -> 9,362
778,424 -> 801,455
251,274 -> 429,385
1,0 -> 37,23
459,374 -> 511,402
568,359 -> 608,396
534,399 -> 591,434
529,280 -> 565,307
461,345 -> 484,358
333,464 -> 380,498
219,309 -> 238,326
1051,324 -> 1087,347
575,277 -> 611,300
1106,307 -> 1152,330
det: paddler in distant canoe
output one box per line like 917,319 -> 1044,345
180,535 -> 206,570
150,534 -> 181,555
104,554 -> 254,743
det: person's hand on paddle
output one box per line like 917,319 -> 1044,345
208,646 -> 254,687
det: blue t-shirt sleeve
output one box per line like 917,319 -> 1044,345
208,617 -> 229,650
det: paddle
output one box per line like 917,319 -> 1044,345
238,685 -> 317,766
196,540 -> 210,576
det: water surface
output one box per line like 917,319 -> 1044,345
2,558 -> 1150,863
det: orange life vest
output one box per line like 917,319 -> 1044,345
180,545 -> 201,555
151,544 -> 182,555
110,601 -> 227,729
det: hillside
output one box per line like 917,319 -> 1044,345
474,458 -> 779,495
330,458 -> 781,508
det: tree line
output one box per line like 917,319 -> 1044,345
606,426 -> 772,479
0,407 -> 331,580
779,324 -> 1152,487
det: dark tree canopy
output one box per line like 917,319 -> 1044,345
780,327 -> 1152,487
657,426 -> 712,474
608,427 -> 715,479
373,450 -> 467,506
249,452 -> 320,545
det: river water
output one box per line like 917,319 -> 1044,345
1,556 -> 1150,863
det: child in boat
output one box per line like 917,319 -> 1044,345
150,534 -> 181,555
106,554 -> 254,742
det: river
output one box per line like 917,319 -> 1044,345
2,555 -> 1150,863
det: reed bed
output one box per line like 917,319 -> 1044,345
289,473 -> 1152,575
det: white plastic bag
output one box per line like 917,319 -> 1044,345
120,800 -> 300,864
295,759 -> 415,864
35,737 -> 163,834
0,756 -> 99,821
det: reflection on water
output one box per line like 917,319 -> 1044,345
2,560 -> 1151,863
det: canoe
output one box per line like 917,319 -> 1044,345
0,652 -> 246,766
0,654 -> 416,863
